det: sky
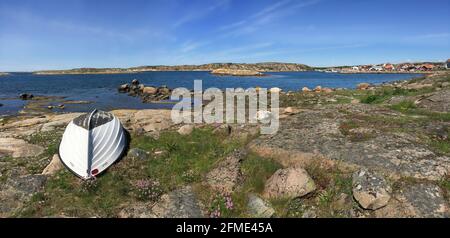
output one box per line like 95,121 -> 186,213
0,0 -> 449,71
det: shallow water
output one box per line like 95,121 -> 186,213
0,71 -> 422,115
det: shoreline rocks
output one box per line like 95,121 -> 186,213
19,93 -> 34,100
118,79 -> 172,102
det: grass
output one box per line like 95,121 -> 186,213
265,161 -> 354,218
389,100 -> 417,113
131,128 -> 244,191
360,86 -> 435,104
224,153 -> 282,217
16,127 -> 247,217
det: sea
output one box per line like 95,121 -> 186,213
0,71 -> 422,115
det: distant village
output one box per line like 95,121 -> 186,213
319,59 -> 450,73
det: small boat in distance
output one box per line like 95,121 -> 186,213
59,109 -> 127,179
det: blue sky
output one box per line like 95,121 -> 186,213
0,0 -> 449,71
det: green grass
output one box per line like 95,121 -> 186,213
131,128 -> 243,191
429,140 -> 450,155
226,153 -> 282,217
390,100 -> 417,113
16,127 -> 246,217
360,86 -> 435,104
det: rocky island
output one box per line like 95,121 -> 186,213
33,62 -> 311,75
211,68 -> 263,76
0,72 -> 9,76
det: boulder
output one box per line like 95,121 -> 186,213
263,167 -> 316,199
131,79 -> 140,85
284,107 -> 294,114
142,87 -> 157,95
212,124 -> 232,136
19,93 -> 34,100
42,154 -> 63,175
158,87 -> 170,95
314,86 -> 322,92
128,148 -> 148,160
357,83 -> 370,90
322,88 -> 333,93
118,84 -> 130,92
247,194 -> 275,218
352,169 -> 391,210
302,87 -> 312,92
178,125 -> 194,135
0,137 -> 44,158
206,149 -> 245,194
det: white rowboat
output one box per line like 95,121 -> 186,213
59,109 -> 127,179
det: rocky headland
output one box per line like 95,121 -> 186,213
0,71 -> 449,218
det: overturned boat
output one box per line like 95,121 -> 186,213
59,109 -> 127,179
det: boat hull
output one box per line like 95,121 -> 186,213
59,110 -> 127,179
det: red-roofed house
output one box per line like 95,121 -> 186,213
383,63 -> 395,71
419,64 -> 435,71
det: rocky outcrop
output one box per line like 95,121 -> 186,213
205,149 -> 246,194
0,138 -> 44,158
42,154 -> 63,175
249,104 -> 450,181
263,167 -> 316,199
19,93 -> 34,100
357,83 -> 371,90
150,186 -> 204,218
247,194 -> 275,218
117,80 -> 172,102
0,174 -> 47,217
211,68 -> 263,76
376,183 -> 448,218
352,169 -> 392,210
416,89 -> 450,112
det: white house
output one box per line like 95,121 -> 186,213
370,65 -> 383,71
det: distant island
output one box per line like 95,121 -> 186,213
211,68 -> 264,76
33,62 -> 311,75
0,72 -> 9,76
31,60 -> 449,75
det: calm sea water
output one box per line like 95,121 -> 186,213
0,71 -> 422,115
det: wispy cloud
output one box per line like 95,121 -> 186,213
172,0 -> 230,28
218,0 -> 321,36
179,40 -> 210,53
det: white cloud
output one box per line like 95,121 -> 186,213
172,0 -> 230,28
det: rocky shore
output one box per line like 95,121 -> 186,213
0,71 -> 449,218
118,79 -> 172,102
